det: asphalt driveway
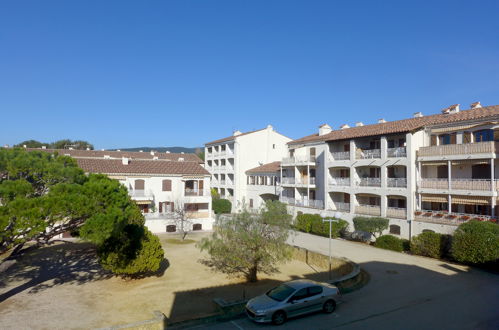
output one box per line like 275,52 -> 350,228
186,231 -> 499,330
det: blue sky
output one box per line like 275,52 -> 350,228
1,1 -> 498,149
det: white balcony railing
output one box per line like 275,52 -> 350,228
282,156 -> 316,165
414,210 -> 497,225
279,197 -> 324,209
220,180 -> 226,185
417,141 -> 498,157
387,207 -> 407,219
355,204 -> 381,216
387,178 -> 407,188
219,165 -> 226,171
129,189 -> 154,200
282,177 -> 295,184
451,179 -> 493,191
331,202 -> 350,212
330,151 -> 350,161
387,147 -> 407,158
356,148 -> 381,159
358,177 -> 381,187
184,189 -> 210,197
419,178 -> 448,189
329,177 -> 350,186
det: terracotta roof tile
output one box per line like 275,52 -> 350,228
289,105 -> 499,145
246,161 -> 281,174
26,148 -> 203,163
76,158 -> 210,176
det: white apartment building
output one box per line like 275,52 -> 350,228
26,148 -> 213,233
246,161 -> 281,210
205,125 -> 291,210
281,103 -> 499,239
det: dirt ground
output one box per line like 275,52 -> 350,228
0,232 -> 332,329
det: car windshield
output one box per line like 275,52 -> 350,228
266,284 -> 295,302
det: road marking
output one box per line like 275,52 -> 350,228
231,320 -> 244,330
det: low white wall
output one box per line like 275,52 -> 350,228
145,217 -> 214,234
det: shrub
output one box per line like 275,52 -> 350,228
375,235 -> 404,252
212,198 -> 232,214
295,213 -> 348,238
98,226 -> 164,276
411,232 -> 444,258
353,217 -> 389,238
452,221 -> 499,264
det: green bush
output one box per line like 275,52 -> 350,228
375,235 -> 404,252
411,232 -> 446,258
452,221 -> 499,264
353,216 -> 389,237
212,198 -> 232,214
98,225 -> 164,276
295,213 -> 348,238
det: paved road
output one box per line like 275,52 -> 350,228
184,232 -> 499,330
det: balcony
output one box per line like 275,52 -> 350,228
184,189 -> 208,197
387,147 -> 407,158
282,156 -> 316,165
218,165 -> 226,171
279,197 -> 324,209
220,180 -> 226,186
330,202 -> 350,212
419,178 -> 448,189
226,150 -> 234,157
329,151 -> 350,161
129,189 -> 154,200
296,177 -> 316,185
358,177 -> 381,187
387,207 -> 407,219
282,177 -> 295,185
329,177 -> 350,186
414,210 -> 497,225
387,178 -> 407,188
356,148 -> 381,159
451,179 -> 494,191
355,204 -> 381,216
417,141 -> 498,158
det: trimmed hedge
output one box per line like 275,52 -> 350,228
295,213 -> 349,238
212,199 -> 232,214
452,220 -> 499,264
353,216 -> 389,237
411,232 -> 447,259
375,235 -> 404,252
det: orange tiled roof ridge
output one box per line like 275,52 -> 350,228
246,161 -> 281,174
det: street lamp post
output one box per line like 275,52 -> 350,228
321,211 -> 342,280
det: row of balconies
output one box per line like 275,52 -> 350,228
328,203 -> 407,219
329,147 -> 407,162
206,165 -> 235,172
418,141 -> 498,158
206,150 -> 235,158
282,155 -> 317,166
279,196 -> 324,209
328,177 -> 407,188
129,189 -> 210,199
281,177 -> 316,185
418,178 -> 499,191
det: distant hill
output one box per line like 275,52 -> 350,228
112,146 -> 202,154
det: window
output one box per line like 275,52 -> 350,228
166,225 -> 176,232
193,224 -> 202,231
162,179 -> 172,191
273,144 -> 275,149
134,179 -> 145,190
474,129 -> 493,142
291,288 -> 308,301
249,199 -> 253,208
389,225 -> 401,235
308,286 -> 323,296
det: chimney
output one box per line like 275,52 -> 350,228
166,151 -> 170,153
139,150 -> 143,152
68,147 -> 74,150
470,101 -> 482,109
122,157 -> 129,165
181,152 -> 185,154
117,149 -> 120,152
442,104 -> 460,114
86,147 -> 91,150
319,124 -> 332,136
233,130 -> 242,136
355,122 -> 364,127
150,151 -> 154,155
178,157 -> 184,161
378,119 -> 386,124
153,156 -> 158,160
266,124 -> 273,130
42,146 -> 46,149
23,144 -> 27,148
340,124 -> 350,130
413,112 -> 423,118
101,149 -> 105,151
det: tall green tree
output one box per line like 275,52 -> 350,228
197,200 -> 292,282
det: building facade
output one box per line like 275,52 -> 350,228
281,103 -> 499,239
205,125 -> 291,210
245,161 -> 281,210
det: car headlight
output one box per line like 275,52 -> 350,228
254,310 -> 266,315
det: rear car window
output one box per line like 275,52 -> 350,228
309,286 -> 323,296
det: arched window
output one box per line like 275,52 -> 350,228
389,225 -> 401,235
193,224 -> 202,231
166,225 -> 176,232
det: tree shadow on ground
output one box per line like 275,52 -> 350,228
0,241 -> 169,303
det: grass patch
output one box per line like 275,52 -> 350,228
163,238 -> 196,245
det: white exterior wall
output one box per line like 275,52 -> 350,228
246,173 -> 280,210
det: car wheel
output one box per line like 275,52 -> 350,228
272,310 -> 287,325
323,299 -> 336,313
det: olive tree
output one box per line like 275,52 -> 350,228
197,200 -> 292,282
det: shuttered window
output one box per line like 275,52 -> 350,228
134,179 -> 145,190
162,179 -> 172,191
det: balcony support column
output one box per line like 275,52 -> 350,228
381,136 -> 388,160
350,194 -> 357,214
492,197 -> 496,217
448,194 -> 452,213
491,159 -> 495,193
381,195 -> 387,217
381,165 -> 387,189
350,140 -> 356,161
447,160 -> 452,191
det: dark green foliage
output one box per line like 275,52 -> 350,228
14,139 -> 93,150
98,225 -> 164,275
0,148 -> 163,276
353,217 -> 389,238
212,198 -> 232,214
198,201 -> 292,282
411,232 -> 447,258
295,213 -> 348,238
13,139 -> 49,149
375,235 -> 404,252
452,221 -> 499,264
211,188 -> 220,200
